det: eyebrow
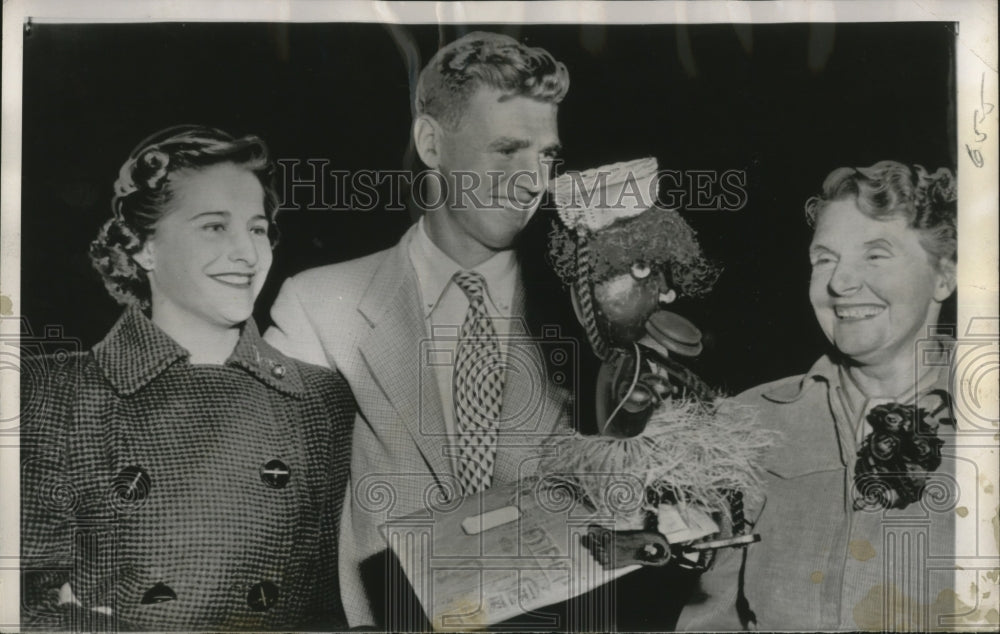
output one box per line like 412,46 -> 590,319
188,211 -> 268,223
189,211 -> 229,222
486,138 -> 563,155
863,238 -> 894,249
487,137 -> 530,151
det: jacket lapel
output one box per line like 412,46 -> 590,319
357,227 -> 452,481
492,280 -> 569,483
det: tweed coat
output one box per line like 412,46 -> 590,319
20,305 -> 355,631
677,354 -> 962,632
264,223 -> 574,627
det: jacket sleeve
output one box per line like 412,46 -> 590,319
264,276 -> 334,370
19,357 -> 76,630
675,484 -> 768,632
674,542 -> 747,631
300,368 -> 356,630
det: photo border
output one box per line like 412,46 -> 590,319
2,1 -> 996,629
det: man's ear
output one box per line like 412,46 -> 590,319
933,258 -> 957,302
132,242 -> 155,273
413,114 -> 443,170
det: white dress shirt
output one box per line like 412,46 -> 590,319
407,217 -> 519,473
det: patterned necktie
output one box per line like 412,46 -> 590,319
452,270 -> 505,496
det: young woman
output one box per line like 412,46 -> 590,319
21,126 -> 353,631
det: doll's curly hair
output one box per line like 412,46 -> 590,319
804,161 -> 957,268
89,125 -> 278,309
548,206 -> 721,299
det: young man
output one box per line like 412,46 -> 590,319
265,31 -> 573,627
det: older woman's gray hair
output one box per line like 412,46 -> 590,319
804,160 -> 957,267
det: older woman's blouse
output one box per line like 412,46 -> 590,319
678,353 -> 961,631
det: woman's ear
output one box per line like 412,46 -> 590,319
132,242 -> 155,273
413,114 -> 442,170
933,258 -> 957,302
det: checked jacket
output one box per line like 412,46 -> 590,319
20,306 -> 355,631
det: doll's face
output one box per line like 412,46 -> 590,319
592,262 -> 676,344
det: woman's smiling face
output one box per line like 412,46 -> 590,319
808,198 -> 954,368
138,162 -> 272,332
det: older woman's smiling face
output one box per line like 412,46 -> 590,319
808,199 -> 954,368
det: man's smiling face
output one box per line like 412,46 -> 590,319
432,87 -> 561,253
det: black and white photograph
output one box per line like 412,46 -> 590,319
1,1 -> 997,632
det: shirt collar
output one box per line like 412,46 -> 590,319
763,342 -> 954,406
93,304 -> 305,397
762,354 -> 839,404
408,216 -> 518,317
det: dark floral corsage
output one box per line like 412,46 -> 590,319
853,394 -> 954,510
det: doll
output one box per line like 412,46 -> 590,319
541,158 -> 773,571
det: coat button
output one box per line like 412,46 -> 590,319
271,363 -> 286,378
141,582 -> 176,604
260,459 -> 290,489
247,581 -> 279,611
112,465 -> 151,502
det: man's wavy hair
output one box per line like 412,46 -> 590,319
415,31 -> 570,130
804,160 -> 957,268
89,125 -> 278,309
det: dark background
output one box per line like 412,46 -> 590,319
21,21 -> 957,395
19,21 -> 957,631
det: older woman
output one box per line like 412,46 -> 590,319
20,126 -> 354,631
678,161 -> 958,631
